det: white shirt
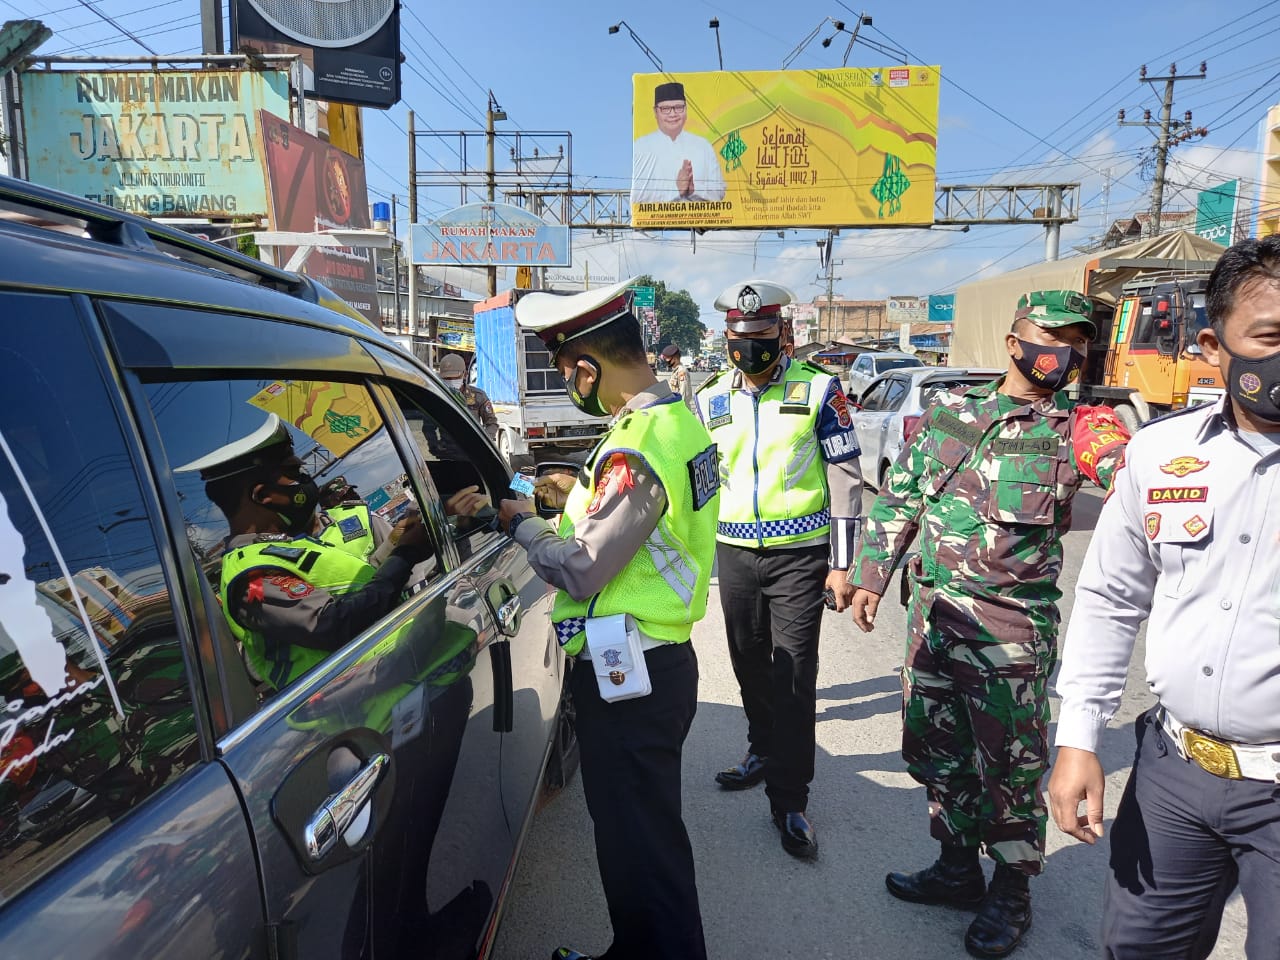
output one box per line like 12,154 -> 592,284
631,129 -> 726,204
1055,397 -> 1280,752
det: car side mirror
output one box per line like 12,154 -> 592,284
533,460 -> 583,519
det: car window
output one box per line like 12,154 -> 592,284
882,377 -> 911,411
140,374 -> 446,714
859,379 -> 891,411
852,356 -> 869,374
0,293 -> 199,901
874,357 -> 923,374
918,378 -> 990,409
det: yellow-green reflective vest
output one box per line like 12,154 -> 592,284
698,361 -> 834,548
551,397 -> 720,657
219,537 -> 376,690
320,503 -> 377,561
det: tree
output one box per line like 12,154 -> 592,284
632,274 -> 706,355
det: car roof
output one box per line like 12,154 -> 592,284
861,351 -> 919,360
863,366 -> 1002,389
0,175 -> 416,365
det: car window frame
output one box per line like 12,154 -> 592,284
882,376 -> 911,411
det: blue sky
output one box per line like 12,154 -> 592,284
16,0 -> 1280,326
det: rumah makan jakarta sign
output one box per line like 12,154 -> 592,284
410,203 -> 571,267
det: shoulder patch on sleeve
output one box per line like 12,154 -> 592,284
1072,405 -> 1130,485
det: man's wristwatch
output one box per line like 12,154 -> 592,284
507,512 -> 535,539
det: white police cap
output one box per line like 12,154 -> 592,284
516,276 -> 640,358
714,280 -> 794,333
174,413 -> 293,481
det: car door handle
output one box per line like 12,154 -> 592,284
495,595 -> 522,635
304,752 -> 389,861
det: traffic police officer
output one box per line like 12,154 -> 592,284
178,414 -> 473,692
1050,238 -> 1280,959
698,280 -> 864,859
474,279 -> 720,960
848,291 -> 1130,957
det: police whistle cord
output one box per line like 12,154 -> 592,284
775,587 -> 837,633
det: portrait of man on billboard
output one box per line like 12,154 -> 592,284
632,81 -> 726,204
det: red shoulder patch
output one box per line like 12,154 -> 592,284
266,574 -> 314,599
587,453 -> 634,515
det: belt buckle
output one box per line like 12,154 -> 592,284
1181,728 -> 1243,780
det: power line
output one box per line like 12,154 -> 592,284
72,0 -> 158,54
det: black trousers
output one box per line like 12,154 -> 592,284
570,641 -> 706,960
716,541 -> 829,814
1102,709 -> 1280,959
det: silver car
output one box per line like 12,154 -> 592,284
852,366 -> 1004,488
846,351 -> 924,399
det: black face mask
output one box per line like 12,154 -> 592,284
562,355 -> 610,418
1221,340 -> 1280,423
727,336 -> 781,376
261,476 -> 320,535
1012,338 -> 1084,392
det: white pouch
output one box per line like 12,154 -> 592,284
584,613 -> 652,702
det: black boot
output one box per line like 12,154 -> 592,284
964,864 -> 1032,958
885,845 -> 985,908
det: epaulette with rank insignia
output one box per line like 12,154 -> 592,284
695,370 -> 725,394
797,360 -> 828,376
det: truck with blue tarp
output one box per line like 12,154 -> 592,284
473,290 -> 608,467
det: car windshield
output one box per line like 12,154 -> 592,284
918,377 -> 993,408
875,357 -> 923,374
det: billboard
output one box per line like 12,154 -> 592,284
927,294 -> 955,323
887,296 -> 928,325
1195,179 -> 1238,247
259,111 -> 379,324
232,0 -> 401,110
20,69 -> 289,217
630,67 -> 940,230
410,203 -> 571,267
436,317 -> 475,352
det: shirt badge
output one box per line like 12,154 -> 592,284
1182,514 -> 1207,537
1159,455 -> 1209,477
1144,512 -> 1161,541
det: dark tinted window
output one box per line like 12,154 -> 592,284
875,357 -> 923,374
0,294 -> 198,900
140,375 -> 439,713
882,377 -> 911,411
859,379 -> 892,411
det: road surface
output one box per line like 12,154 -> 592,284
492,486 -> 1248,959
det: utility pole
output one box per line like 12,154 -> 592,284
1118,62 -> 1207,238
391,193 -> 402,333
407,110 -> 417,337
486,91 -> 507,297
200,0 -> 223,55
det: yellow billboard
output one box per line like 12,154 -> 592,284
247,380 -> 383,457
631,67 -> 940,229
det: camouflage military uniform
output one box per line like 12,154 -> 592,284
850,378 -> 1127,874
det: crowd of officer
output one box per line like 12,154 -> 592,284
184,236 -> 1279,960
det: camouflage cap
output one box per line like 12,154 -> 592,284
1015,290 -> 1097,340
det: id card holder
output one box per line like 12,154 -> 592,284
584,613 -> 652,703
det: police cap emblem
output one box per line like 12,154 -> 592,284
737,286 -> 762,315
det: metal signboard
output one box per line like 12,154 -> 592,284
927,293 -> 955,323
630,67 -> 939,229
410,203 -> 572,267
20,69 -> 289,217
259,111 -> 379,324
1195,179 -> 1238,247
232,0 -> 401,110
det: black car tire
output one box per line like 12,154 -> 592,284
542,675 -> 580,794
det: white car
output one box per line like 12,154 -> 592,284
852,366 -> 1004,488
846,351 -> 924,400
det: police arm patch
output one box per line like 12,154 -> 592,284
687,444 -> 720,511
1072,405 -> 1130,487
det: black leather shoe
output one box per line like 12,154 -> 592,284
964,882 -> 1032,958
714,752 -> 767,790
772,810 -> 818,859
885,859 -> 986,908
